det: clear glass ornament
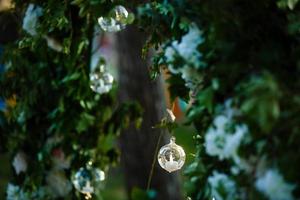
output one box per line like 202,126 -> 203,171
113,5 -> 129,23
98,5 -> 129,32
158,137 -> 186,173
72,167 -> 105,199
90,64 -> 114,94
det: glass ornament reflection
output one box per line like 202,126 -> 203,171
90,64 -> 114,94
98,5 -> 129,32
158,137 -> 186,173
72,167 -> 105,199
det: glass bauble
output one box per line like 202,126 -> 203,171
98,5 -> 129,32
90,64 -> 114,94
72,167 -> 105,199
158,137 -> 186,173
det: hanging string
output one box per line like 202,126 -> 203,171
146,103 -> 175,191
146,130 -> 164,191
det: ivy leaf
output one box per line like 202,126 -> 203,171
76,112 -> 95,133
288,0 -> 299,9
61,72 -> 81,83
240,72 -> 281,133
277,0 -> 299,9
167,74 -> 189,102
123,13 -> 135,25
197,87 -> 214,114
98,133 -> 115,152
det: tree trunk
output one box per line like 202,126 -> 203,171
116,26 -> 183,200
0,11 -> 19,44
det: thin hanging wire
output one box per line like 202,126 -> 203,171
146,103 -> 176,191
146,130 -> 164,191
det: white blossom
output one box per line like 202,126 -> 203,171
208,171 -> 237,200
172,25 -> 203,66
46,170 -> 72,198
164,24 -> 204,89
165,46 -> 176,63
230,166 -> 240,175
224,99 -> 240,119
214,115 -> 230,130
22,4 -> 43,36
255,169 -> 295,200
205,115 -> 248,161
164,46 -> 179,74
12,151 -> 27,175
6,183 -> 27,200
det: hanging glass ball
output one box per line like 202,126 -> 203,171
158,137 -> 186,173
90,64 -> 114,94
113,5 -> 129,23
72,167 -> 105,199
98,5 -> 129,32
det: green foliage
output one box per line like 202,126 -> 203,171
0,1 -> 142,199
239,72 -> 281,133
278,0 -> 299,9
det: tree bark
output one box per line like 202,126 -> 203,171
116,26 -> 183,200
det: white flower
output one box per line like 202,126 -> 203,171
230,166 -> 240,175
6,183 -> 27,200
164,47 -> 179,74
255,169 -> 295,200
174,25 -> 203,67
224,99 -> 240,119
46,170 -> 72,198
208,171 -> 237,200
12,151 -> 27,175
165,46 -> 176,63
214,115 -> 230,130
205,115 -> 248,161
225,125 -> 247,158
44,36 -> 63,52
205,126 -> 228,160
164,24 -> 204,89
22,4 -> 43,36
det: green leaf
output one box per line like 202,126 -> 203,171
76,112 -> 95,133
240,72 -> 281,133
77,39 -> 89,55
125,13 -> 135,24
197,87 -> 214,114
61,72 -> 81,83
288,0 -> 299,9
98,133 -> 116,152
